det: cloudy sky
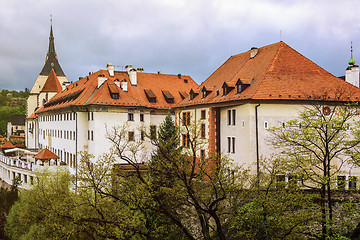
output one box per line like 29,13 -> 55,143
0,0 -> 360,90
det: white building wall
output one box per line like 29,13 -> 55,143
37,107 -> 172,168
25,118 -> 38,150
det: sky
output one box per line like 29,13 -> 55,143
1,0 -> 360,90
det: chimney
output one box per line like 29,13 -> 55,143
178,74 -> 182,79
107,63 -> 114,77
129,68 -> 137,85
125,65 -> 133,73
97,74 -> 107,88
250,47 -> 258,58
136,68 -> 144,73
121,79 -> 128,92
114,79 -> 120,88
62,81 -> 70,91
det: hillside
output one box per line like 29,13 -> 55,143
0,89 -> 29,136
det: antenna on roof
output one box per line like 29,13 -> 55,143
50,14 -> 53,24
280,30 -> 282,42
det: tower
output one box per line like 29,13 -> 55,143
345,42 -> 360,88
26,19 -> 68,117
26,18 -> 68,150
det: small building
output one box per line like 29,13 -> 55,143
7,115 -> 26,137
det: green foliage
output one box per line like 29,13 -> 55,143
232,158 -> 316,240
0,88 -> 28,135
269,103 -> 360,239
0,178 -> 19,240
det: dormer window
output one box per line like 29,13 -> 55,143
222,82 -> 234,96
235,78 -> 251,94
144,89 -> 157,103
108,83 -> 120,99
223,85 -> 227,96
237,84 -> 242,93
189,89 -> 198,100
111,93 -> 119,99
201,86 -> 211,98
162,90 -> 174,103
179,91 -> 189,100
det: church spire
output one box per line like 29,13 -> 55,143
47,15 -> 57,60
39,16 -> 65,76
349,42 -> 355,67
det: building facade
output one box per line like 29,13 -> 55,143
176,42 -> 360,183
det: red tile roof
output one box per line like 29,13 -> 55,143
178,41 -> 360,107
33,148 -> 59,159
2,141 -> 15,149
41,68 -> 62,93
36,69 -> 198,113
15,143 -> 25,148
26,113 -> 37,119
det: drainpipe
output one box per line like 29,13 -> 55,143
71,108 -> 78,191
255,100 -> 261,187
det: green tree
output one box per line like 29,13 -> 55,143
107,113 -> 247,240
0,178 -> 19,240
270,102 -> 360,239
232,157 -> 315,240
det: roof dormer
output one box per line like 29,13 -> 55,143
162,90 -> 174,103
189,89 -> 199,100
144,89 -> 157,103
201,86 -> 212,98
222,82 -> 235,96
235,78 -> 251,94
108,82 -> 120,99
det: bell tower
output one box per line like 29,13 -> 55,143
26,17 -> 68,117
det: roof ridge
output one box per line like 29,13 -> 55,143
250,41 -> 283,99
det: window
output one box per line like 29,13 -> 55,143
128,131 -> 135,141
227,137 -> 235,153
150,125 -> 157,140
242,120 -> 245,127
237,84 -> 242,93
232,137 -> 235,153
144,89 -> 157,103
349,176 -> 357,190
141,130 -> 145,141
200,149 -> 205,159
276,174 -> 286,188
223,85 -> 227,96
91,130 -> 94,141
201,110 -> 206,119
111,93 -> 119,99
201,124 -> 206,138
182,134 -> 190,148
232,109 -> 236,125
128,113 -> 134,121
88,112 -> 94,121
264,121 -> 268,129
140,113 -> 144,122
227,110 -> 231,125
182,112 -> 190,126
227,137 -> 231,153
227,109 -> 236,125
337,176 -> 346,190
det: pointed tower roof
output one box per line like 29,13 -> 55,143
39,20 -> 65,76
41,68 -> 62,92
349,42 -> 356,67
